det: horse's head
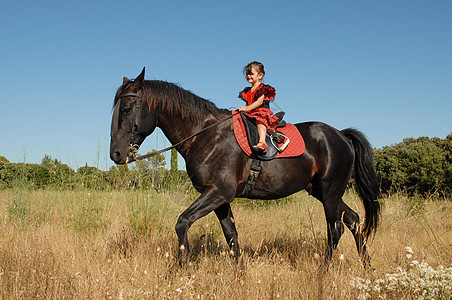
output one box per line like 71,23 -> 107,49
110,67 -> 157,164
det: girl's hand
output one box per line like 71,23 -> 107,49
238,106 -> 247,111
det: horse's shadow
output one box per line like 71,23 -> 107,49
107,226 -> 328,269
189,232 -> 326,267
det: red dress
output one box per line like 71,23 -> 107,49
238,82 -> 280,131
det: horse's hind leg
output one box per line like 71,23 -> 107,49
322,198 -> 345,265
322,197 -> 371,268
214,203 -> 242,268
339,201 -> 371,268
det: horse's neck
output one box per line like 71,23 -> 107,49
146,86 -> 228,155
156,111 -> 210,156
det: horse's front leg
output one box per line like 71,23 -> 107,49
175,187 -> 231,266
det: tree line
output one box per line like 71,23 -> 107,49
0,149 -> 190,191
1,135 -> 451,197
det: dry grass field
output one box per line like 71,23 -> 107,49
0,188 -> 451,299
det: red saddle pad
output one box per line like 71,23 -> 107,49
232,111 -> 305,158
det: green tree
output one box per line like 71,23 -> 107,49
0,161 -> 12,188
41,154 -> 57,166
40,154 -> 75,188
147,150 -> 166,170
171,148 -> 178,173
374,134 -> 451,196
134,150 -> 167,188
107,164 -> 130,189
439,133 -> 452,194
171,148 -> 178,175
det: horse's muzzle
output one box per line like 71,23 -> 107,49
110,143 -> 139,164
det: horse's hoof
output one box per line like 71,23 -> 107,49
179,259 -> 188,268
178,255 -> 189,267
235,257 -> 245,273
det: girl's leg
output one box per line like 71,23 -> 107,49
253,122 -> 268,152
257,122 -> 267,144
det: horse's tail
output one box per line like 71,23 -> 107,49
341,128 -> 381,239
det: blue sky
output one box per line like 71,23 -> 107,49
1,1 -> 451,170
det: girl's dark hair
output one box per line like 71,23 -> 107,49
243,61 -> 265,76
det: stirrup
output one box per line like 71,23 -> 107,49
269,131 -> 290,153
278,137 -> 290,152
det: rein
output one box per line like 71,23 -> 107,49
118,90 -> 240,162
133,111 -> 240,161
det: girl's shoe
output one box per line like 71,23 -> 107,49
253,142 -> 268,153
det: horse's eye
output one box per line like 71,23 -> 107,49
122,107 -> 133,115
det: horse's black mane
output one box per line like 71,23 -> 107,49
115,80 -> 228,123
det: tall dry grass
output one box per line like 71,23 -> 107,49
0,188 -> 450,299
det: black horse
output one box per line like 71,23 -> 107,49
110,68 -> 381,268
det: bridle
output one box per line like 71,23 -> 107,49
114,88 -> 240,162
115,89 -> 143,159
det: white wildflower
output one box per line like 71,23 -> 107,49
350,255 -> 452,299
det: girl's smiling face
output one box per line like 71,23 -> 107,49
246,66 -> 264,86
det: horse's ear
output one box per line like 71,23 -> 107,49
134,67 -> 145,88
123,77 -> 130,85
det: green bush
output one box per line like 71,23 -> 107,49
77,165 -> 111,190
0,159 -> 192,192
375,134 -> 452,196
2,133 -> 451,197
0,161 -> 12,189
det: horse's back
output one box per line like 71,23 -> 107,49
295,121 -> 354,157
